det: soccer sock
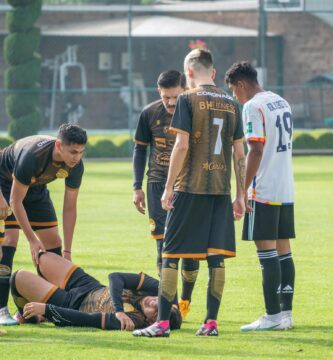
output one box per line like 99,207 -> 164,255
205,255 -> 225,322
257,249 -> 281,315
279,252 -> 295,311
0,245 -> 16,309
158,258 -> 179,322
47,246 -> 62,256
156,239 -> 163,276
181,258 -> 199,301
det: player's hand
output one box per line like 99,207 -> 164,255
115,312 -> 135,331
133,189 -> 146,214
232,196 -> 245,221
245,192 -> 253,213
0,193 -> 10,220
161,187 -> 174,211
63,251 -> 72,262
29,239 -> 46,267
23,302 -> 46,319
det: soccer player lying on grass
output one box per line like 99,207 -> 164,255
10,252 -> 182,331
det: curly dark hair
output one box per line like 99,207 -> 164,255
225,61 -> 258,85
57,124 -> 87,145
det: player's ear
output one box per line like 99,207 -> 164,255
55,139 -> 62,151
211,68 -> 216,80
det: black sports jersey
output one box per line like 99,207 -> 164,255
0,135 -> 83,189
134,99 -> 175,182
78,273 -> 158,328
169,85 -> 244,195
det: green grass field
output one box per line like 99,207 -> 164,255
1,156 -> 333,359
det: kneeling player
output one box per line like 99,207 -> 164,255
10,253 -> 182,332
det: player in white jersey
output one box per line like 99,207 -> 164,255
225,61 -> 295,331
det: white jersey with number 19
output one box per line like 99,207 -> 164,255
243,91 -> 294,205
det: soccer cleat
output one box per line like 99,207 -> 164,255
179,299 -> 190,320
0,306 -> 19,326
132,321 -> 170,337
196,320 -> 219,336
240,314 -> 289,332
281,311 -> 294,329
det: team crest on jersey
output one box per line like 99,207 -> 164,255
156,119 -> 160,125
123,303 -> 136,313
149,218 -> 156,232
193,131 -> 202,143
56,169 -> 69,179
156,152 -> 170,166
163,126 -> 169,134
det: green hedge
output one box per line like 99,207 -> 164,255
4,27 -> 41,65
5,87 -> 40,119
5,0 -> 42,33
7,110 -> 41,140
0,132 -> 331,157
4,56 -> 41,89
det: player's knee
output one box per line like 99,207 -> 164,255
207,255 -> 224,268
182,258 -> 199,272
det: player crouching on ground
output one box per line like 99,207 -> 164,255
10,252 -> 182,331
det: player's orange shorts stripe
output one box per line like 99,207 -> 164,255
29,221 -> 58,227
247,137 -> 265,143
151,234 -> 164,240
162,253 -> 207,259
136,272 -> 145,290
207,248 -> 236,257
42,285 -> 58,303
5,221 -> 19,226
60,265 -> 78,289
168,127 -> 189,136
134,140 -> 149,146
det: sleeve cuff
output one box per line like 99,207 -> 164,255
168,127 -> 189,135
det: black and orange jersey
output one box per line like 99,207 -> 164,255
134,99 -> 176,182
0,135 -> 83,189
170,85 -> 244,195
78,273 -> 159,328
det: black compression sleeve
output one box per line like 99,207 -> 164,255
44,304 -> 121,330
133,143 -> 147,190
108,272 -> 159,312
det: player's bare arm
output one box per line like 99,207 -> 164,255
233,140 -> 246,220
10,178 -> 46,265
161,132 -> 189,211
0,189 -> 10,219
62,186 -> 79,261
245,141 -> 264,212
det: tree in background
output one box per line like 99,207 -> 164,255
3,0 -> 42,140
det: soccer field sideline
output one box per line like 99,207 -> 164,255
1,156 -> 333,359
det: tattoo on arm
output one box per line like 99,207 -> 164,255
237,157 -> 246,192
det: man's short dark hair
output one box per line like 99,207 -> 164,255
224,61 -> 258,85
169,305 -> 182,330
157,70 -> 186,89
57,124 -> 87,145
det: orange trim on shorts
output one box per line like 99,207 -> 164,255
151,234 -> 164,240
29,221 -> 58,227
5,221 -> 19,226
168,127 -> 189,136
134,140 -> 149,146
136,272 -> 145,290
101,312 -> 106,330
60,265 -> 78,290
42,285 -> 58,303
162,253 -> 207,259
207,248 -> 236,258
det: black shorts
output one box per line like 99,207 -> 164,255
147,182 -> 167,240
162,192 -> 236,259
242,201 -> 296,241
46,267 -> 103,310
2,183 -> 58,231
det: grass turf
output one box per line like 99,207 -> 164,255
1,156 -> 333,359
